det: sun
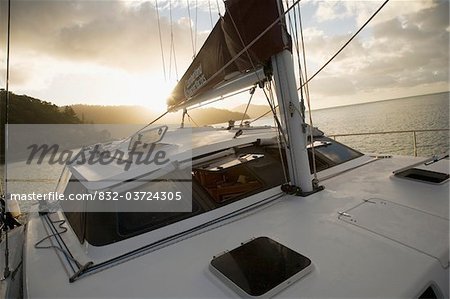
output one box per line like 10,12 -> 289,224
128,74 -> 177,113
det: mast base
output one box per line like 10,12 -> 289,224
281,183 -> 324,197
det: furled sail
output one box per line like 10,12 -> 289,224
167,0 -> 291,111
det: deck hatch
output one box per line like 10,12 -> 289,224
394,168 -> 449,184
339,198 -> 449,268
210,237 -> 313,297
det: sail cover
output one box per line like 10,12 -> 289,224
167,0 -> 291,110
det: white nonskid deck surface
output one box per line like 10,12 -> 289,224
25,156 -> 449,298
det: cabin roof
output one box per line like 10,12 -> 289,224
69,127 -> 277,190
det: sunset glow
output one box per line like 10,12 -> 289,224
0,0 -> 448,112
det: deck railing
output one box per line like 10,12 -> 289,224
328,129 -> 449,157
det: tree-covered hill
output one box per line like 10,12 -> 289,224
0,90 -> 81,124
1,89 -> 82,162
186,108 -> 249,126
71,104 -> 156,124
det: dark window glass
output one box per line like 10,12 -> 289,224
211,237 -> 311,297
312,138 -> 363,166
418,286 -> 437,299
395,168 -> 449,184
65,140 -> 364,246
117,200 -> 203,237
62,176 -> 87,243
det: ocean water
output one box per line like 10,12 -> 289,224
1,92 -> 449,208
252,92 -> 449,157
310,92 -> 449,156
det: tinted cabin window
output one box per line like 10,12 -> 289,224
64,138 -> 363,246
418,286 -> 438,299
310,138 -> 363,170
117,200 -> 203,237
62,176 -> 87,243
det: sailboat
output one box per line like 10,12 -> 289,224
1,0 -> 448,298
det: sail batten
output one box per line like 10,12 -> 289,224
167,0 -> 290,111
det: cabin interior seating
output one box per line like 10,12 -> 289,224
193,166 -> 263,203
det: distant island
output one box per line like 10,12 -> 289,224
71,104 -> 156,124
70,104 -> 249,126
231,104 -> 272,119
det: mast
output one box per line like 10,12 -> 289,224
271,1 -> 313,193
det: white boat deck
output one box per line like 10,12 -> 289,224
24,154 -> 449,298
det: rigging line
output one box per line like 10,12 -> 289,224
187,87 -> 252,110
282,0 -> 304,183
267,82 -> 289,183
171,0 -> 303,111
226,6 -> 265,85
194,0 -> 198,55
227,1 -> 290,150
263,87 -> 289,150
286,0 -> 305,120
286,0 -> 303,89
284,0 -> 296,54
249,108 -> 272,124
228,11 -> 284,141
115,110 -> 170,147
292,0 -> 304,94
208,0 -> 214,28
225,4 -> 289,135
239,86 -> 256,127
35,215 -> 76,272
45,214 -> 79,268
5,0 -> 11,125
297,3 -> 317,182
298,0 -> 390,89
168,0 -> 178,80
155,0 -> 167,81
185,110 -> 200,127
168,0 -> 173,79
287,0 -> 300,65
186,0 -> 195,58
215,0 -> 221,16
250,0 -> 390,123
172,38 -> 179,80
2,0 -> 12,280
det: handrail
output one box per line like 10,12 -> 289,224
328,128 -> 449,157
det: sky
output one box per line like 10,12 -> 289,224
0,0 -> 448,113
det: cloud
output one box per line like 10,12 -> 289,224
313,0 -> 437,26
303,0 -> 449,106
310,76 -> 357,96
156,0 -> 225,14
0,0 -> 199,75
315,1 -> 348,23
0,0 -> 447,110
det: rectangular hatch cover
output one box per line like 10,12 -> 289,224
394,168 -> 449,184
210,237 -> 313,298
338,198 -> 449,268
